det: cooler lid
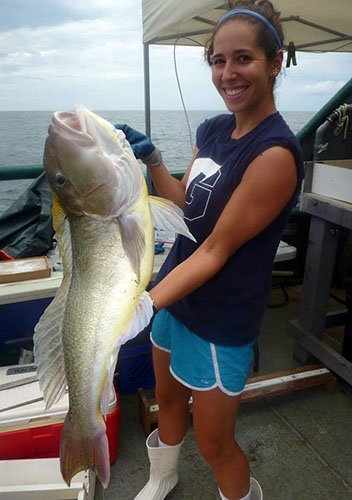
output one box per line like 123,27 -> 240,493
0,363 -> 117,429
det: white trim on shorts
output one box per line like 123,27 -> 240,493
151,333 -> 243,397
210,344 -> 243,397
169,365 -> 218,391
150,334 -> 171,353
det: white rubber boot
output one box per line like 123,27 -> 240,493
134,429 -> 183,500
218,478 -> 263,500
250,477 -> 263,500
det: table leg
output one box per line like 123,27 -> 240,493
294,217 -> 339,363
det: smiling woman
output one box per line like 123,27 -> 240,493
116,1 -> 305,500
205,2 -> 283,134
209,20 -> 282,129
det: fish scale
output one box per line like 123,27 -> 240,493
63,214 -> 138,404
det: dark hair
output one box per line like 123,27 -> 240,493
205,0 -> 284,65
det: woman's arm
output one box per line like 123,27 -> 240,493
114,123 -> 199,209
147,147 -> 199,209
150,146 -> 298,310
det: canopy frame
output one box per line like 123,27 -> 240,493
147,15 -> 352,50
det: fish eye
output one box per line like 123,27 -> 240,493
55,173 -> 67,186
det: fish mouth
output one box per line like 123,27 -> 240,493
50,107 -> 95,147
47,107 -> 116,210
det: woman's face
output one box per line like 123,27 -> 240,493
211,20 -> 280,115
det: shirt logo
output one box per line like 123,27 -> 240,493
185,158 -> 221,221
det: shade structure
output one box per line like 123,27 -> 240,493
142,0 -> 352,52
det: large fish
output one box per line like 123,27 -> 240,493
33,105 -> 195,488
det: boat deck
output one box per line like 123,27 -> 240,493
95,285 -> 352,500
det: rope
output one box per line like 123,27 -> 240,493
173,38 -> 195,153
328,103 -> 352,141
172,36 -> 205,154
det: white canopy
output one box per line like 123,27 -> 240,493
142,0 -> 352,52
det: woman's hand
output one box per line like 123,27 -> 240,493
114,124 -> 163,167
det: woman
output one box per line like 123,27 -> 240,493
117,1 -> 304,499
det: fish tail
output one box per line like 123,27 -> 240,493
60,411 -> 110,488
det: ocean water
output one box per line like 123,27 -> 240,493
0,109 -> 314,215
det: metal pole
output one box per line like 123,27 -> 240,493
143,42 -> 153,193
143,42 -> 151,138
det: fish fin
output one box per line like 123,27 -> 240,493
115,291 -> 154,347
100,292 -> 153,414
101,348 -> 120,418
34,218 -> 72,408
118,212 -> 145,282
51,192 -> 67,235
148,195 -> 196,242
60,412 -> 110,489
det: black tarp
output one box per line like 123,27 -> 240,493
0,172 -> 54,260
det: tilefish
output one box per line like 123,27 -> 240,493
33,105 -> 195,488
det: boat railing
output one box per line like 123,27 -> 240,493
0,165 -> 43,181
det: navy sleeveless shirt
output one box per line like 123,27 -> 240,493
155,112 -> 304,346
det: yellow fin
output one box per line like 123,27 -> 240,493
119,212 -> 145,283
148,195 -> 196,242
34,218 -> 72,408
60,412 -> 110,488
52,192 -> 67,235
113,291 -> 154,348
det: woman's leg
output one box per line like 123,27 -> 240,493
192,388 -> 249,500
153,345 -> 192,444
134,345 -> 191,499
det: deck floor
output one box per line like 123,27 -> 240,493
95,286 -> 352,500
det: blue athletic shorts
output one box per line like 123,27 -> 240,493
150,309 -> 254,396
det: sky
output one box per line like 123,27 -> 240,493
0,0 -> 351,112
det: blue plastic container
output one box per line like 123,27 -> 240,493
0,298 -> 52,348
115,342 -> 155,394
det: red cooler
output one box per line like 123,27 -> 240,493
0,364 -> 120,463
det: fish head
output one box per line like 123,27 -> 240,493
44,105 -> 144,217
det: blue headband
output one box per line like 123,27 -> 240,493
218,8 -> 282,49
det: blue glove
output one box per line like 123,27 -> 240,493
114,124 -> 163,167
154,242 -> 165,254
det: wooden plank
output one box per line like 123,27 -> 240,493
301,193 -> 352,229
240,366 -> 335,401
325,309 -> 347,328
289,319 -> 352,385
311,162 -> 352,204
138,364 -> 336,436
0,257 -> 51,284
302,161 -> 314,195
138,388 -> 151,437
321,160 -> 352,169
298,217 -> 338,338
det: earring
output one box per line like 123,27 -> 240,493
272,69 -> 280,77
